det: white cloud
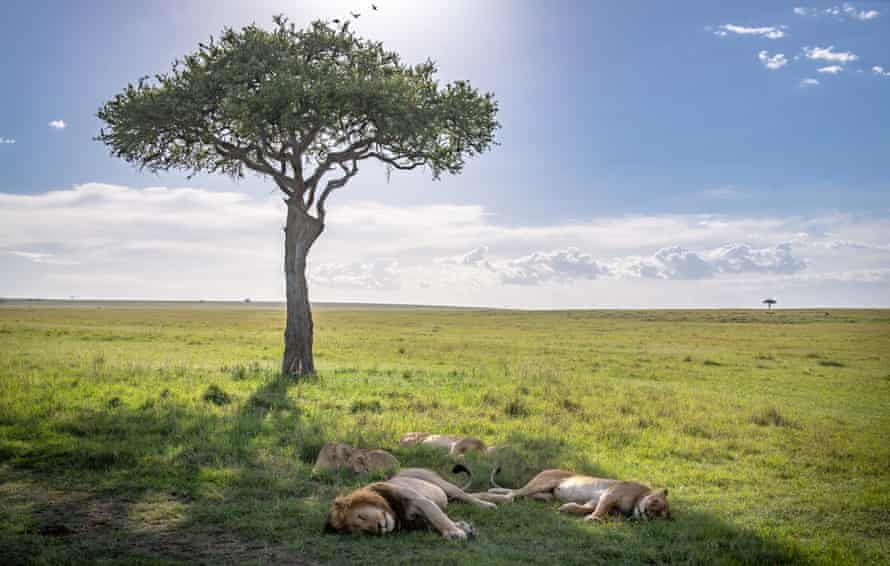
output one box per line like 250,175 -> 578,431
842,3 -> 879,20
803,46 -> 858,64
1,184 -> 888,306
758,50 -> 789,70
0,137 -> 15,144
607,243 -> 806,280
715,24 -> 786,39
798,4 -> 880,20
873,66 -> 890,77
800,78 -> 821,86
709,243 -> 806,275
436,246 -> 492,268
48,120 -> 66,129
817,65 -> 844,74
496,248 -> 609,286
310,260 -> 400,290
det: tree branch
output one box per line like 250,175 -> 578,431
316,160 -> 359,221
303,137 -> 376,192
214,140 -> 295,195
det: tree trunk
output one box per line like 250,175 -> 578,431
281,201 -> 323,377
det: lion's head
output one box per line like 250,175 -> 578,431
639,488 -> 671,520
313,443 -> 399,475
312,442 -> 354,475
323,486 -> 397,535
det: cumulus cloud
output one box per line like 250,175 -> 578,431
0,184 -> 887,306
496,248 -> 609,286
873,66 -> 890,77
608,243 -> 806,280
443,243 -> 807,283
817,65 -> 844,74
758,50 -> 789,70
436,246 -> 493,268
801,78 -> 820,86
803,46 -> 858,64
48,120 -> 66,129
714,24 -> 786,39
709,243 -> 806,274
0,137 -> 15,144
310,260 -> 400,290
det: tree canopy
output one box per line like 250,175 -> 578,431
97,16 -> 499,220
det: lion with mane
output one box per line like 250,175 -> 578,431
323,467 -> 496,539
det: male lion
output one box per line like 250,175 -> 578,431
323,467 -> 497,540
399,432 -> 496,459
312,442 -> 399,475
478,468 -> 672,521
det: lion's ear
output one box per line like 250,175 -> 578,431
657,488 -> 668,497
333,497 -> 349,509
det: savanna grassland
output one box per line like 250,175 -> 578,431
0,302 -> 888,565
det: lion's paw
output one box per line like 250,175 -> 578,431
443,527 -> 469,541
454,521 -> 477,539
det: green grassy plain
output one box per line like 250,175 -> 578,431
1,303 -> 888,565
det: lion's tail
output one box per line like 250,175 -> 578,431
451,463 -> 473,491
488,465 -> 508,491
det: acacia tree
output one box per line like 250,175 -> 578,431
98,17 -> 499,376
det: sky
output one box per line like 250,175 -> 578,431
1,0 -> 889,308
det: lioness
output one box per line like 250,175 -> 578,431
312,442 -> 399,475
399,432 -> 495,459
323,467 -> 497,540
478,469 -> 671,521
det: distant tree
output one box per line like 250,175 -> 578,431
762,298 -> 777,311
97,17 -> 499,376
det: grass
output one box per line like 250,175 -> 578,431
0,304 -> 888,565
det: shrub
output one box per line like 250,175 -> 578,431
202,384 -> 231,406
505,398 -> 530,418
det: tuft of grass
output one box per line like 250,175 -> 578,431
703,359 -> 722,366
350,398 -> 383,413
818,360 -> 845,368
504,397 -> 530,418
202,384 -> 231,406
750,406 -> 794,428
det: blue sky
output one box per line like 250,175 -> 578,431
1,1 -> 889,307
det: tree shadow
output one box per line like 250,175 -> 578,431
0,372 -> 807,565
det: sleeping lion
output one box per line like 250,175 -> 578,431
399,432 -> 496,459
477,468 -> 672,521
323,467 -> 497,539
312,442 -> 399,475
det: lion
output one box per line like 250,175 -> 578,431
399,432 -> 496,459
312,442 -> 399,475
476,468 -> 672,521
323,466 -> 497,540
